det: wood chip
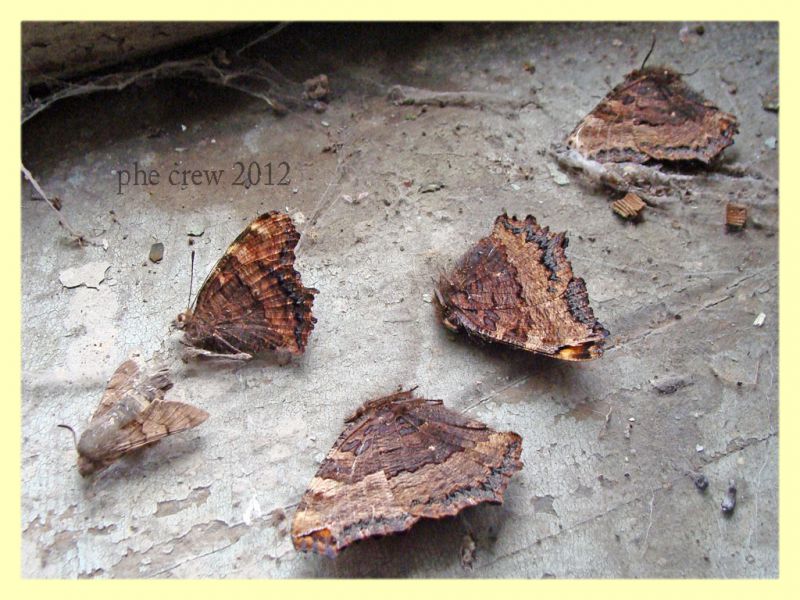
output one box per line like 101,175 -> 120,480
725,203 -> 747,232
612,192 -> 646,221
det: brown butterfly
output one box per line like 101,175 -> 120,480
291,389 -> 523,557
60,356 -> 208,477
175,212 -> 318,359
434,213 -> 608,361
565,66 -> 738,164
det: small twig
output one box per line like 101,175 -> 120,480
21,163 -> 101,247
597,405 -> 614,439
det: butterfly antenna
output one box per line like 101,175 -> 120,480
640,34 -> 657,71
187,250 -> 196,311
57,424 -> 78,450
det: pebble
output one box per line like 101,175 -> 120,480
721,481 -> 737,515
149,242 -> 164,263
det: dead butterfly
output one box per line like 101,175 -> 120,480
175,211 -> 317,359
60,356 -> 208,477
566,66 -> 738,164
292,389 -> 523,557
435,213 -> 608,361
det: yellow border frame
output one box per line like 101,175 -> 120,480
6,2 -> 795,596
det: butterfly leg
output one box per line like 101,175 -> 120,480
181,346 -> 253,362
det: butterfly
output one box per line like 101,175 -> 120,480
291,389 -> 523,557
565,66 -> 738,164
434,213 -> 608,361
60,356 -> 208,477
175,212 -> 318,359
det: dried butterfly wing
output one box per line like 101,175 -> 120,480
178,212 -> 317,357
291,389 -> 523,557
72,357 -> 208,476
566,66 -> 738,164
435,213 -> 608,361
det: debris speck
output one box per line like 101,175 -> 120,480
321,120 -> 330,128
243,496 -> 262,526
761,84 -> 779,112
303,74 -> 330,101
149,242 -> 165,263
547,163 -> 570,186
721,480 -> 737,515
419,182 -> 445,193
650,375 -> 691,395
764,136 -> 777,150
58,261 -> 111,290
460,533 -> 477,570
422,293 -> 432,303
753,312 -> 766,327
693,473 -> 709,492
293,212 -> 306,226
180,124 -> 187,132
268,507 -> 286,526
696,444 -> 705,453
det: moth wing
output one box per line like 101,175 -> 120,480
102,400 -> 209,456
93,358 -> 172,421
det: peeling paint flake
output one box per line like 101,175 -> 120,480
59,261 -> 111,289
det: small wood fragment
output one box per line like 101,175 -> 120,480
612,192 -> 646,221
725,203 -> 747,232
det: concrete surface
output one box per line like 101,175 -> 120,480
21,22 -> 778,578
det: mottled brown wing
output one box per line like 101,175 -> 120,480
184,212 -> 317,355
87,400 -> 209,462
291,390 -> 523,557
92,357 -> 172,421
566,67 -> 738,164
435,214 -> 608,361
